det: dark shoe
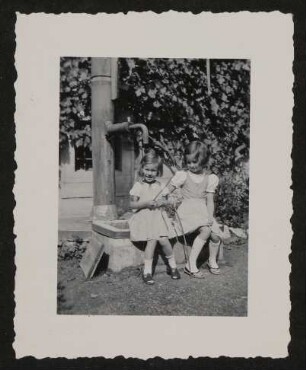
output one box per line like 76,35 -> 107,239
167,267 -> 181,280
142,273 -> 155,285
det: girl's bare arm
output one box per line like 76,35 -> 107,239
160,183 -> 176,198
156,183 -> 177,207
130,196 -> 156,210
166,183 -> 176,194
206,193 -> 215,226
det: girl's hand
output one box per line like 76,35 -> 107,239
207,219 -> 213,227
155,198 -> 168,208
147,200 -> 157,209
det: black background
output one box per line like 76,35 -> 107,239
0,1 -> 305,369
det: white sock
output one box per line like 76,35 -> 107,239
188,236 -> 205,272
143,259 -> 153,275
217,242 -> 225,261
166,254 -> 177,269
208,240 -> 220,268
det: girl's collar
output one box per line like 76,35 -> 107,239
140,179 -> 160,185
187,170 -> 206,176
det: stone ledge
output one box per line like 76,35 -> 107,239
80,230 -> 189,278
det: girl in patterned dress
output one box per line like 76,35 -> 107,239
128,150 -> 180,285
162,141 -> 223,278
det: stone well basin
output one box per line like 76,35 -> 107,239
92,219 -> 130,239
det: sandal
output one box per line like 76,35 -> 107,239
184,267 -> 205,279
167,267 -> 181,280
207,262 -> 221,275
142,272 -> 155,285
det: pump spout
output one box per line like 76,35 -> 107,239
105,121 -> 129,134
105,121 -> 149,145
129,123 -> 149,145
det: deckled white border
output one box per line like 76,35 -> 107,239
14,12 -> 293,359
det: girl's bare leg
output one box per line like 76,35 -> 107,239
159,237 -> 180,279
217,240 -> 226,263
187,226 -> 211,272
159,237 -> 177,268
144,239 -> 157,274
208,233 -> 221,269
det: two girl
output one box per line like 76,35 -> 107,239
129,141 -> 222,284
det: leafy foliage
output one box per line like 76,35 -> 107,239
119,58 -> 250,226
58,239 -> 88,261
118,59 -> 250,172
215,161 -> 249,227
59,57 -> 91,149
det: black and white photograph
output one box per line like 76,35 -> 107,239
14,12 -> 294,359
58,57 -> 250,316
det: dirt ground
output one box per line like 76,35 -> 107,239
57,237 -> 248,316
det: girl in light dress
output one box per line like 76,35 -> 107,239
128,150 -> 180,285
162,141 -> 223,278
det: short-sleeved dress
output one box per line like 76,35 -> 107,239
163,170 -> 221,238
128,180 -> 170,242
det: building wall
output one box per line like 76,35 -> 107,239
59,137 -> 136,220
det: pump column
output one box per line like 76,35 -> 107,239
91,57 -> 117,221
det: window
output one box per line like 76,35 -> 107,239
75,145 -> 93,171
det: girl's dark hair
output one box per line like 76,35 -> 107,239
184,141 -> 210,167
138,148 -> 163,177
